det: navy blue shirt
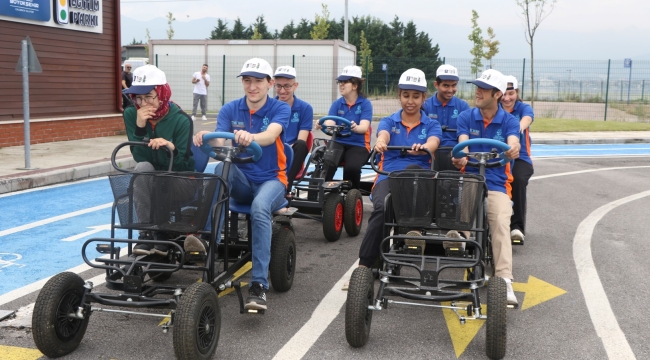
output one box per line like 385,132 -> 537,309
276,95 -> 313,145
422,94 -> 470,147
327,96 -> 373,150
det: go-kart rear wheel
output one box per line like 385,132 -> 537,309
344,189 -> 363,237
486,276 -> 507,360
345,266 -> 374,348
173,282 -> 221,360
32,272 -> 90,358
270,226 -> 296,292
323,192 -> 344,242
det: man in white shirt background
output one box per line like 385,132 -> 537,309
191,64 -> 210,121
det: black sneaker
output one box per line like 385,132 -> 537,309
152,232 -> 169,256
133,232 -> 153,255
244,282 -> 267,311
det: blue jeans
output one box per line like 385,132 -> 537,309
210,162 -> 286,289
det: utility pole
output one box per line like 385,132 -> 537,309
344,0 -> 349,43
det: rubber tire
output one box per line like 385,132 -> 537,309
486,276 -> 508,360
343,189 -> 363,237
32,272 -> 90,358
173,282 -> 221,360
345,266 -> 374,348
269,226 -> 296,292
322,192 -> 344,242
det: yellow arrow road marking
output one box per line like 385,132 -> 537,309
158,261 -> 252,326
512,275 -> 567,311
442,302 -> 487,358
0,345 -> 42,360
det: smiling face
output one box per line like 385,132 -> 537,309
134,89 -> 160,110
274,77 -> 297,103
242,76 -> 272,104
474,86 -> 500,109
399,89 -> 426,116
434,79 -> 458,103
501,88 -> 518,110
338,79 -> 358,98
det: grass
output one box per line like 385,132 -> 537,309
532,118 -> 650,132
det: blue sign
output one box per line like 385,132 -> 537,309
0,0 -> 51,22
624,58 -> 632,68
382,63 -> 388,71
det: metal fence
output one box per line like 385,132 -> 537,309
154,55 -> 650,122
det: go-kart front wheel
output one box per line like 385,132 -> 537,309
486,276 -> 507,359
322,192 -> 344,242
270,225 -> 296,292
344,189 -> 363,237
345,266 -> 374,348
173,282 -> 221,360
32,272 -> 90,358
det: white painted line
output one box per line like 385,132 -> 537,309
62,224 -> 113,242
272,259 -> 359,360
533,154 -> 650,160
573,190 -> 650,360
0,203 -> 112,238
0,176 -> 106,198
530,166 -> 650,181
531,147 -> 650,152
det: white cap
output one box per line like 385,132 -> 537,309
467,69 -> 507,94
336,65 -> 363,81
238,58 -> 274,78
274,66 -> 296,79
124,65 -> 166,94
398,68 -> 427,92
505,75 -> 518,90
436,64 -> 459,81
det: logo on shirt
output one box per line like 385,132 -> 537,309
232,120 -> 245,128
451,109 -> 459,119
261,116 -> 270,131
418,128 -> 427,139
470,128 -> 480,136
338,110 -> 345,115
291,112 -> 299,123
391,126 -> 401,134
428,113 -> 438,119
355,106 -> 361,115
493,129 -> 505,142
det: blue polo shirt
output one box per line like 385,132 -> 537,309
374,110 -> 442,184
504,101 -> 534,166
216,96 -> 290,185
327,96 -> 373,151
422,93 -> 470,147
456,107 -> 520,196
276,95 -> 313,145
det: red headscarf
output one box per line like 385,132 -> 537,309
131,83 -> 172,122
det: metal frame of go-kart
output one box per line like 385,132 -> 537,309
345,139 -> 514,360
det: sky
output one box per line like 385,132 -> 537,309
119,0 -> 650,60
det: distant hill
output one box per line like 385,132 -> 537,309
121,15 -> 219,44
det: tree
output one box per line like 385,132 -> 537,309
210,19 -> 232,40
310,3 -> 330,40
483,27 -> 500,69
516,0 -> 557,106
279,20 -> 297,39
251,15 -> 273,39
144,28 -> 151,56
166,12 -> 176,40
251,26 -> 263,40
232,17 -> 246,39
358,30 -> 373,76
468,10 -> 484,77
295,18 -> 312,39
129,38 -> 143,45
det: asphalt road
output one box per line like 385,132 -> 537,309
2,153 -> 650,359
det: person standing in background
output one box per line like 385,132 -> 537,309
191,64 -> 210,121
121,63 -> 133,109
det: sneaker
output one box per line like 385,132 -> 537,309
245,282 -> 267,311
504,279 -> 519,307
443,230 -> 466,251
133,232 -> 153,255
511,229 -> 525,242
201,115 -> 207,121
184,235 -> 206,253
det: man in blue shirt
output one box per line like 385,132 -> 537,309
452,69 -> 522,307
194,58 -> 290,311
273,66 -> 314,193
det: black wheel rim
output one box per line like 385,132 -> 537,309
55,291 -> 83,341
196,300 -> 217,353
286,244 -> 295,280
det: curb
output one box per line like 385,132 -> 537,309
0,158 -> 137,194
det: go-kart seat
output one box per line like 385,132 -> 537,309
229,143 -> 294,214
294,132 -> 314,181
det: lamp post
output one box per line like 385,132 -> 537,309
566,69 -> 572,96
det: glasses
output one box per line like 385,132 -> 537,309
274,83 -> 295,91
134,95 -> 158,105
336,80 -> 351,85
125,67 -> 132,69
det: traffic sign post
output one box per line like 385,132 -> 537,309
382,63 -> 388,96
624,58 -> 632,105
14,37 -> 42,170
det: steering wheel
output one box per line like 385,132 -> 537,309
452,138 -> 511,167
112,140 -> 173,173
369,146 -> 434,175
199,132 -> 263,163
318,116 -> 353,137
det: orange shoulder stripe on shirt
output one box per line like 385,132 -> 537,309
275,139 -> 288,186
505,161 -> 513,199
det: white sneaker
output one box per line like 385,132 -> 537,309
201,115 -> 207,121
511,229 -> 525,241
504,279 -> 518,306
443,230 -> 465,250
191,115 -> 196,121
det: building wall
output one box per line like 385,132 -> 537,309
0,0 -> 122,146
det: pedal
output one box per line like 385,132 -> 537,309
273,207 -> 298,216
444,246 -> 467,258
185,251 -> 206,263
404,230 -> 425,255
511,238 -> 524,246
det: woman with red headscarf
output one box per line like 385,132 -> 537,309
123,65 -> 198,255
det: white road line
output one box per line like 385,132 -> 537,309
533,155 -> 650,160
0,203 -> 112,238
573,190 -> 650,360
0,176 -> 106,198
273,260 -> 359,360
529,166 -> 650,181
532,147 -> 650,152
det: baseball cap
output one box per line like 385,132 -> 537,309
505,75 -> 518,90
436,64 -> 459,81
274,66 -> 297,79
238,58 -> 274,78
467,69 -> 507,94
398,68 -> 427,92
336,65 -> 363,81
123,65 -> 167,95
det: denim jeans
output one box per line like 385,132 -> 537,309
209,162 -> 286,289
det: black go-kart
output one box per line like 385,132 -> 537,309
345,139 -> 513,360
31,133 -> 296,359
290,116 -> 365,242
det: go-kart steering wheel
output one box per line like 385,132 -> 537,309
200,132 -> 263,164
369,146 -> 434,175
452,138 -> 511,167
318,116 -> 353,137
